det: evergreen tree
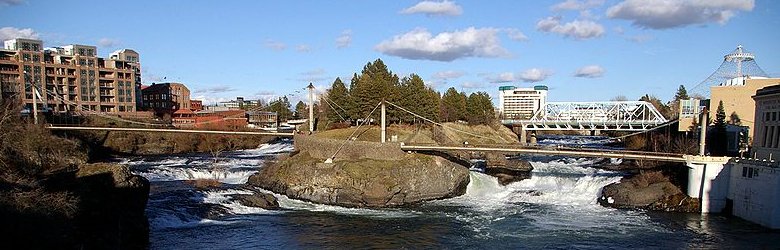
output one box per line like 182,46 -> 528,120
440,87 -> 467,122
466,92 -> 495,125
351,59 -> 400,122
294,101 -> 306,119
399,74 -> 439,123
674,85 -> 689,101
709,101 -> 728,156
324,77 -> 351,122
266,96 -> 292,121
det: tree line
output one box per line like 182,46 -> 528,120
322,59 -> 495,126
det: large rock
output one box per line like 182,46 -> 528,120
74,163 -> 151,249
248,151 -> 470,208
598,171 -> 699,212
484,153 -> 533,185
233,192 -> 280,210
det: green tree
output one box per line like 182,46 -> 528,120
266,96 -> 292,121
440,87 -> 467,122
466,91 -> 495,125
674,85 -> 689,101
294,101 -> 306,119
350,59 -> 400,121
399,74 -> 439,123
709,101 -> 728,156
728,111 -> 742,126
323,77 -> 351,122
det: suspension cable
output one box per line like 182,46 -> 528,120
327,101 -> 382,161
385,101 -> 504,142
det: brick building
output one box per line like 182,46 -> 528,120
0,38 -> 141,113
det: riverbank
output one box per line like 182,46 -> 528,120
0,107 -> 150,248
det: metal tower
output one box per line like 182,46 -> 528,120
690,45 -> 769,97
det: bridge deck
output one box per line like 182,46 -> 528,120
400,144 -> 687,163
46,126 -> 295,136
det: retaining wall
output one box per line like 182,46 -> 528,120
294,134 -> 405,161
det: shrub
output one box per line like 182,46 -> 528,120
629,171 -> 669,188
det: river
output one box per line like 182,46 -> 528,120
118,136 -> 780,249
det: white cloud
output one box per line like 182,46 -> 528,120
520,68 -> 554,82
264,40 -> 286,51
574,65 -> 605,78
193,95 -> 230,106
298,69 -> 329,83
375,27 -> 509,61
97,38 -> 120,48
552,0 -> 605,11
432,70 -> 465,80
505,28 -> 529,42
296,44 -> 311,53
460,81 -> 486,89
606,0 -> 755,29
536,16 -> 605,40
0,0 -> 23,6
336,30 -> 352,48
486,72 -> 519,83
400,0 -> 463,16
195,85 -> 238,94
0,27 -> 39,41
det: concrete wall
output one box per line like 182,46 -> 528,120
294,134 -> 405,161
728,160 -> 780,229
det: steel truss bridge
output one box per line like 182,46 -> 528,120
502,101 -> 668,131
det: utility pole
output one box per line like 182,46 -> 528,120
307,83 -> 314,133
381,99 -> 386,143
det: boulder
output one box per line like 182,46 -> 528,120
484,153 -> 533,185
599,171 -> 699,212
248,151 -> 470,208
73,163 -> 151,249
233,192 -> 280,210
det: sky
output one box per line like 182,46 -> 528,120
2,0 -> 779,105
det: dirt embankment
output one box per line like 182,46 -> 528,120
0,107 -> 150,248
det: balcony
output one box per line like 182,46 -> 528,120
99,83 -> 114,88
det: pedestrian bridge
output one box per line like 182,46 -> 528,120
399,144 -> 687,163
502,101 -> 668,131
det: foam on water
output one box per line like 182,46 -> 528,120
202,189 -> 280,215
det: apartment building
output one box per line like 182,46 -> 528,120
498,85 -> 548,120
0,38 -> 141,113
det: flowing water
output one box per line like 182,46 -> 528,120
120,137 -> 780,249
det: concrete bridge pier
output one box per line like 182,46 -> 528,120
685,156 -> 732,213
513,126 -> 527,144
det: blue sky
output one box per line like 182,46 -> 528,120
2,0 -> 779,105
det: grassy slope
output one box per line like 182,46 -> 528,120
314,122 -> 518,145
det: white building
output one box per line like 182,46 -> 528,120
498,85 -> 548,120
724,84 -> 780,229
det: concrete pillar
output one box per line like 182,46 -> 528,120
518,126 -> 527,144
686,156 -> 732,213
